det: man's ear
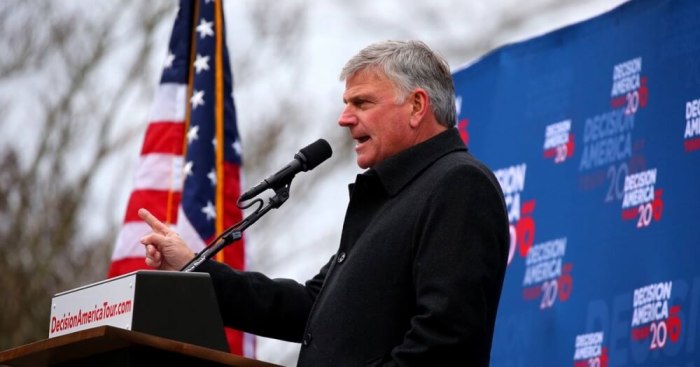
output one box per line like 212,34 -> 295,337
409,88 -> 429,128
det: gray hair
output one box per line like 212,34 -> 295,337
340,40 -> 456,128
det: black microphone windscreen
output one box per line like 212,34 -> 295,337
299,139 -> 332,170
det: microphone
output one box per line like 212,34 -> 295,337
239,138 -> 332,201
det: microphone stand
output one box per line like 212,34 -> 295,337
180,185 -> 290,272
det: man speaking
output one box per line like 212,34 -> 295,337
139,40 -> 509,366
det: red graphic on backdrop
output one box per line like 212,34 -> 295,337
639,76 -> 649,108
458,118 -> 470,145
517,200 -> 536,257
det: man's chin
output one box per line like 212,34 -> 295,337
356,157 -> 372,169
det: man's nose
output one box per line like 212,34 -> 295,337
338,106 -> 357,127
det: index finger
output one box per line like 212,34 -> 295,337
138,208 -> 171,235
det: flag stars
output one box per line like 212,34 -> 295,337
201,201 -> 216,221
190,90 -> 205,109
194,54 -> 210,74
232,139 -> 242,156
183,161 -> 194,177
207,169 -> 217,186
196,18 -> 214,39
163,50 -> 175,69
187,125 -> 199,144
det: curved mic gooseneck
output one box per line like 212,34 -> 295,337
180,138 -> 333,272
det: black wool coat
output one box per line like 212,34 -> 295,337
199,128 -> 509,366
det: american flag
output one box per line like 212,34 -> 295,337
108,0 -> 252,356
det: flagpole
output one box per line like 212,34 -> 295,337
213,0 -> 226,263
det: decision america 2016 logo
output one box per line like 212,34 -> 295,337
683,97 -> 700,152
630,281 -> 682,351
609,57 -> 648,115
521,237 -> 573,310
543,119 -> 575,164
620,168 -> 663,228
494,163 -> 536,266
572,331 -> 608,367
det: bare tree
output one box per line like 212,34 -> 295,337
0,0 -> 172,350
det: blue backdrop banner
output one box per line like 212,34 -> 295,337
452,0 -> 700,365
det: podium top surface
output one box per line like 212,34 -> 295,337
52,270 -> 199,297
0,326 -> 281,367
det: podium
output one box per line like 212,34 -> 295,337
47,270 -> 230,351
0,271 -> 282,367
0,326 -> 281,367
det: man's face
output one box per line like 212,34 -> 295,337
339,71 -> 415,169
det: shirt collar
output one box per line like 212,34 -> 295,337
364,128 -> 467,197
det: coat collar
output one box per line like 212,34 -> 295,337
362,128 -> 467,197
